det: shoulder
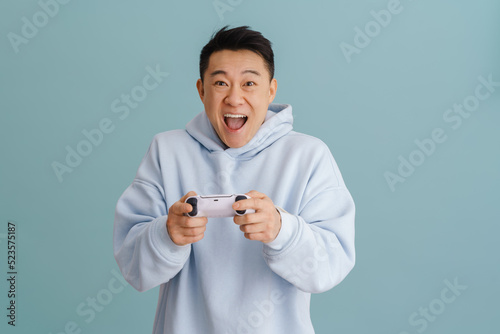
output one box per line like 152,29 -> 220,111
279,131 -> 346,187
149,129 -> 194,148
281,131 -> 332,156
152,129 -> 190,142
142,130 -> 196,158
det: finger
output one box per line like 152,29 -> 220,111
233,197 -> 268,212
171,191 -> 198,216
170,201 -> 193,216
233,212 -> 265,225
180,225 -> 207,237
240,222 -> 265,234
180,190 -> 198,203
182,217 -> 208,228
243,232 -> 266,241
245,190 -> 266,200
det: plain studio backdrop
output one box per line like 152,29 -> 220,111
1,0 -> 499,333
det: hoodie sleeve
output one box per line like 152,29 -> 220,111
113,136 -> 191,292
262,140 -> 355,293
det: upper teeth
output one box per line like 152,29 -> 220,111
224,114 -> 247,118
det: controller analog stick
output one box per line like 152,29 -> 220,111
235,195 -> 247,215
186,197 -> 198,217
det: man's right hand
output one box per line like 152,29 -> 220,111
166,191 -> 208,246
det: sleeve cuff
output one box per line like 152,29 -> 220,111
151,215 -> 191,264
264,207 -> 299,253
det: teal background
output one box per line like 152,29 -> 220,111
1,0 -> 499,333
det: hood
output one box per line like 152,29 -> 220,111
186,103 -> 293,159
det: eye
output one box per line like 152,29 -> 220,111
215,81 -> 227,86
244,81 -> 255,86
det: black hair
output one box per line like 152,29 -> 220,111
199,25 -> 274,82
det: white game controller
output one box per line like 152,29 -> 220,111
185,194 -> 255,218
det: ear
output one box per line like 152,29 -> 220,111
268,78 -> 277,104
196,78 -> 204,102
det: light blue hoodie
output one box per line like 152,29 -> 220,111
113,103 -> 355,334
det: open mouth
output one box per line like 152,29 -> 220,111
224,114 -> 248,131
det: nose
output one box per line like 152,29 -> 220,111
224,86 -> 245,106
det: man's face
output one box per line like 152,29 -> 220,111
196,49 -> 277,148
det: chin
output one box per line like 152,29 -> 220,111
225,141 -> 244,149
224,137 -> 248,149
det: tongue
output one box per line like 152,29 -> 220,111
225,117 -> 246,130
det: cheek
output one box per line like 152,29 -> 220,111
204,93 -> 215,105
254,91 -> 271,108
204,94 -> 221,114
204,88 -> 219,102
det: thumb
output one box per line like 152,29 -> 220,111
172,191 -> 198,215
180,191 -> 198,203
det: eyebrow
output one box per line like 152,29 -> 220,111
209,69 -> 261,77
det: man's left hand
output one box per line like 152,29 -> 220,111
233,190 -> 282,243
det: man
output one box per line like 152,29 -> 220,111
114,26 -> 355,334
